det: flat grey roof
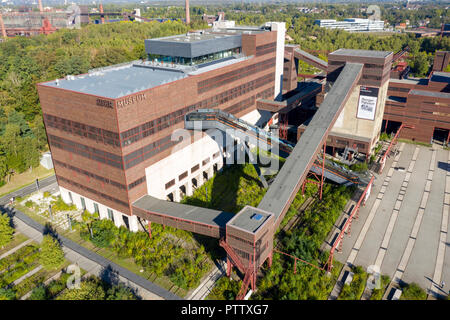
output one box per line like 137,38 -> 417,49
410,89 -> 450,99
133,195 -> 235,229
42,62 -> 188,99
228,206 -> 273,233
430,71 -> 450,83
331,48 -> 392,59
145,32 -> 242,58
258,63 -> 363,222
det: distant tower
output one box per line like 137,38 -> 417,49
185,0 -> 190,25
100,3 -> 105,24
0,13 -> 6,39
38,0 -> 44,13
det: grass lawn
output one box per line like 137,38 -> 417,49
0,165 -> 54,197
397,138 -> 432,148
0,233 -> 29,256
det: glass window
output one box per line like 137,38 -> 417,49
94,203 -> 99,213
107,208 -> 114,222
68,192 -> 73,204
80,197 -> 86,210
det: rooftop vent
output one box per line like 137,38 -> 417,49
251,213 -> 263,221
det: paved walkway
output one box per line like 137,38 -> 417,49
334,143 -> 450,299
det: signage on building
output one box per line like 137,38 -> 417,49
117,93 -> 147,109
357,86 -> 379,121
96,99 -> 113,109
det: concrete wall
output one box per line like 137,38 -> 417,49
330,80 -> 389,152
59,185 -> 139,231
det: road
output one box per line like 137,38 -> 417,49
0,175 -> 57,205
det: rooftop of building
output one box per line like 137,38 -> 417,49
330,48 -> 392,59
40,55 -> 250,98
227,206 -> 273,233
410,89 -> 450,99
430,71 -> 450,83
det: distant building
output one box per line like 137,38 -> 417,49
314,18 -> 384,32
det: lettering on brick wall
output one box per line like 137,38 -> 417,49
96,99 -> 113,109
117,93 -> 147,109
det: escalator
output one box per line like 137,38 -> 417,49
185,109 -> 369,186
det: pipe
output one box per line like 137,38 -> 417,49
185,0 -> 190,25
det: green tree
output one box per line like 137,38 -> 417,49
106,284 -> 137,300
39,235 -> 65,270
0,213 -> 14,248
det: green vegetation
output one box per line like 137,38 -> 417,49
0,243 -> 41,288
350,162 -> 368,173
55,276 -> 137,300
50,196 -> 77,212
39,235 -> 65,271
398,138 -> 432,147
207,183 -> 354,300
380,132 -> 391,142
207,274 -> 242,300
400,282 -> 427,300
338,266 -> 368,300
182,164 -> 266,214
76,217 -> 210,291
370,275 -> 391,300
0,213 -> 14,248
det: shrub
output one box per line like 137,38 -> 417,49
350,162 -> 368,173
56,277 -> 106,300
0,213 -> 14,248
0,288 -> 16,300
39,235 -> 65,270
50,196 -> 77,212
400,283 -> 427,300
43,191 -> 51,198
25,200 -> 34,208
29,285 -> 47,300
380,132 -> 390,141
83,219 -> 118,248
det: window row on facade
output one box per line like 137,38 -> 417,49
58,175 -> 129,209
48,134 -> 123,169
255,42 -> 277,57
121,72 -> 275,148
44,114 -> 120,148
197,58 -> 276,94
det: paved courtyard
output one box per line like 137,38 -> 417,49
335,142 -> 450,298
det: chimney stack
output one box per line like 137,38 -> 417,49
38,0 -> 44,13
100,3 -> 105,24
185,0 -> 190,25
0,13 -> 6,39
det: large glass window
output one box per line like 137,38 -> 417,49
80,197 -> 86,210
148,47 -> 241,66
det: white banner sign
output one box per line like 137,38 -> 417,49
357,86 -> 379,121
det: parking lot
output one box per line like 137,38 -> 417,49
335,142 -> 450,298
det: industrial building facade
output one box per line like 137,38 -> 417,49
37,22 -> 286,231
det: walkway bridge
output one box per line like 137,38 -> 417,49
131,62 -> 365,299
